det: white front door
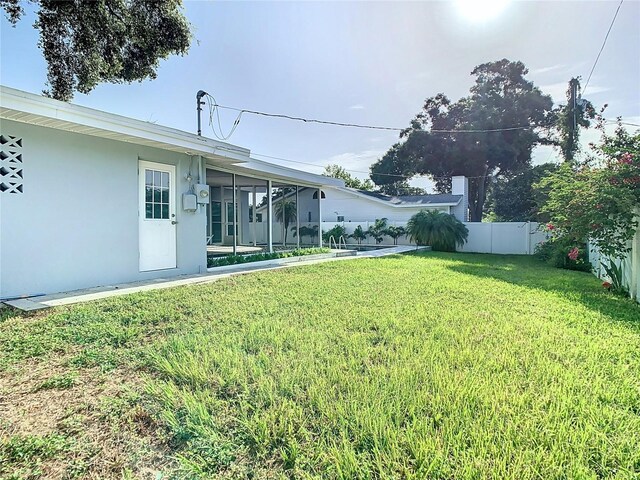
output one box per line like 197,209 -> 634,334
139,161 -> 177,271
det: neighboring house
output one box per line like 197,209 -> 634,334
256,176 -> 468,224
0,86 -> 342,299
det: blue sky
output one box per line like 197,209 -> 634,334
1,1 -> 639,190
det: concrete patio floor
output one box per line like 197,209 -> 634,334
3,246 -> 426,311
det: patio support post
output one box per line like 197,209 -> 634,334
317,187 -> 322,248
252,186 -> 257,247
232,174 -> 237,256
296,186 -> 300,249
267,180 -> 273,253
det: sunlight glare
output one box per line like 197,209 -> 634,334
455,0 -> 510,22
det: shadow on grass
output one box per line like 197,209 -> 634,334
391,251 -> 640,329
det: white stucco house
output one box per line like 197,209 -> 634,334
0,86 -> 342,300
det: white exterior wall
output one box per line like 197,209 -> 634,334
0,120 -> 207,298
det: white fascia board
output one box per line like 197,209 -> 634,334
335,186 -> 461,207
229,158 -> 345,188
0,85 -> 250,163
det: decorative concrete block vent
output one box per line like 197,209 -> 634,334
0,134 -> 23,194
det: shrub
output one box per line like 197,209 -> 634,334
406,210 -> 468,251
207,248 -> 329,268
534,236 -> 591,272
322,225 -> 347,243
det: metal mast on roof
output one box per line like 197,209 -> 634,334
196,90 -> 207,136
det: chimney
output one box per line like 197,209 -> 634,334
451,176 -> 468,222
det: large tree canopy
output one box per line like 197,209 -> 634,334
370,59 -> 555,221
1,0 -> 191,101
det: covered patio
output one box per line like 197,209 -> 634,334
204,163 -> 333,258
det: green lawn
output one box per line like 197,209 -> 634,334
1,253 -> 639,479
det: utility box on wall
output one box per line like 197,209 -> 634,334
195,184 -> 209,205
182,193 -> 197,212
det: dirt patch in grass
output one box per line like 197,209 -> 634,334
0,353 -> 172,479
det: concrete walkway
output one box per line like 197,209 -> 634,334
4,246 -> 427,311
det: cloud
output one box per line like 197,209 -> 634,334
349,104 -> 365,110
529,64 -> 567,76
319,149 -> 386,179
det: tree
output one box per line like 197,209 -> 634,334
1,0 -> 191,101
383,225 -> 406,245
487,163 -> 558,222
274,198 -> 297,245
366,218 -> 388,244
555,78 -> 596,162
371,59 -> 555,221
323,164 -> 374,190
350,225 -> 367,245
406,210 -> 469,251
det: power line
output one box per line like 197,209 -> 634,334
583,0 -> 624,95
207,100 -> 534,135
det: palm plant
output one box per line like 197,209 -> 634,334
274,198 -> 297,245
366,218 -> 388,244
406,210 -> 468,251
350,225 -> 367,245
384,225 -> 407,245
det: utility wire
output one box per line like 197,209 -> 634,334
583,0 -> 624,95
208,101 -> 534,134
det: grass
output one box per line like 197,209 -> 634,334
0,252 -> 639,479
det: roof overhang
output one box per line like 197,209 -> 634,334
0,85 -> 343,188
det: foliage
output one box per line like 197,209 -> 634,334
2,254 -> 639,479
383,225 -> 406,245
406,210 -> 468,251
322,225 -> 347,244
534,236 -> 591,272
349,225 -> 367,245
366,218 -> 388,244
488,163 -> 559,222
291,224 -> 319,242
371,59 -> 556,221
554,78 -> 596,161
323,164 -> 374,190
538,123 -> 640,261
602,259 -> 628,296
274,197 -> 297,244
207,248 -> 329,268
1,0 -> 191,101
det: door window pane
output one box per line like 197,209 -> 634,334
144,168 -> 172,220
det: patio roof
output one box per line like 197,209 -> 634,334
0,85 -> 343,188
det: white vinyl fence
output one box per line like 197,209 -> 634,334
318,221 -> 546,254
588,208 -> 640,303
258,220 -> 547,254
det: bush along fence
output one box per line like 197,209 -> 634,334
589,207 -> 640,303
